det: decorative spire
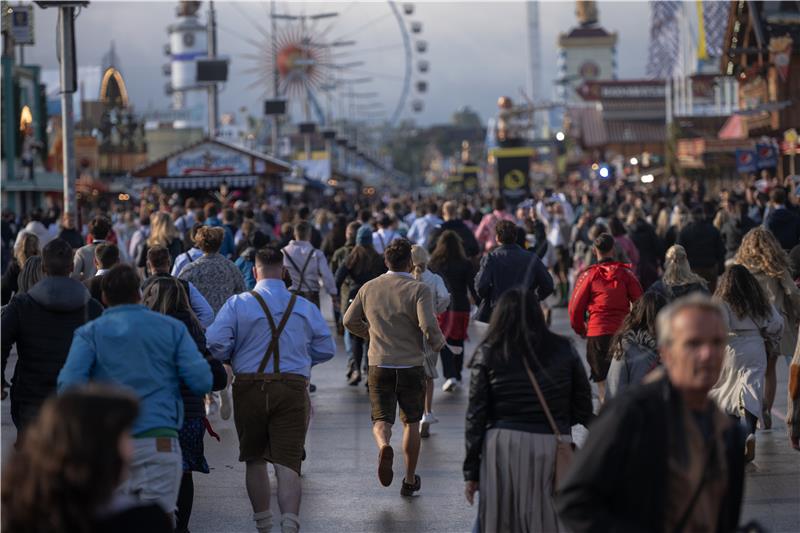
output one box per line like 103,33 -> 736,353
101,40 -> 120,71
576,1 -> 599,27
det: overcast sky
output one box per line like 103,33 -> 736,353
19,0 -> 652,126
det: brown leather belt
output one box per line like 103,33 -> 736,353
235,372 -> 308,384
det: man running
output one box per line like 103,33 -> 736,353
569,233 -> 642,403
282,221 -> 337,309
343,238 -> 445,497
206,248 -> 335,533
58,264 -> 212,516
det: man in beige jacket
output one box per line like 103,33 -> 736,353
344,238 -> 445,497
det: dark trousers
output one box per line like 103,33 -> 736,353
351,336 -> 369,374
440,341 -> 465,381
11,398 -> 41,438
175,472 -> 193,532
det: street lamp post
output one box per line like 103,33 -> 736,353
207,0 -> 218,137
35,1 -> 89,227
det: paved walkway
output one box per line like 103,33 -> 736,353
2,304 -> 798,532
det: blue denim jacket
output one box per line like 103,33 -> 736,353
58,304 -> 213,435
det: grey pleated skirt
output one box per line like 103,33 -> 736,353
478,428 -> 564,533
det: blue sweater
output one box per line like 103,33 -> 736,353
58,304 -> 213,435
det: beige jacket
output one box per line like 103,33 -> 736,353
343,272 -> 445,367
752,270 -> 800,358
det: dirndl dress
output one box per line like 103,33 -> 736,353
179,417 -> 210,473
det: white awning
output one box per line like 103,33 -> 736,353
157,175 -> 260,190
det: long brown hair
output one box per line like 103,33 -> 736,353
2,385 -> 139,533
610,291 -> 668,360
715,265 -> 771,320
345,245 -> 384,279
429,230 -> 466,272
142,277 -> 194,318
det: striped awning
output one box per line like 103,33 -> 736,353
157,175 -> 260,190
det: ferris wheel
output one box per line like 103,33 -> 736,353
223,1 -> 429,128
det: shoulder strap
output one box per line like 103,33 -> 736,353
521,356 -> 562,438
285,250 -> 315,293
250,290 -> 299,374
673,442 -> 716,533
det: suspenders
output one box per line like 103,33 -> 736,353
285,250 -> 315,294
249,290 -> 299,374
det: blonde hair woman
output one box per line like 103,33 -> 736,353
410,245 -> 450,437
2,232 -> 40,305
735,227 -> 800,428
648,245 -> 709,301
137,212 -> 183,273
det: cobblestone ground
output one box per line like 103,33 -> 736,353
2,300 -> 798,532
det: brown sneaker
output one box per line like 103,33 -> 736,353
400,474 -> 421,496
378,445 -> 394,487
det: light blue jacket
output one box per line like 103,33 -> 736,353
58,304 -> 213,435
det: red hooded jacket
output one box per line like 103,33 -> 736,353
568,260 -> 643,337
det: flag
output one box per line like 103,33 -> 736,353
646,0 -> 681,79
702,1 -> 729,58
735,149 -> 758,174
493,148 -> 533,207
756,143 -> 777,169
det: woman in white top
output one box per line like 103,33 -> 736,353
709,265 -> 783,462
411,245 -> 450,438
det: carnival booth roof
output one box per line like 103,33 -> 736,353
130,138 -> 291,190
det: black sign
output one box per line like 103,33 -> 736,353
197,59 -> 229,82
460,165 -> 479,194
264,99 -> 287,115
446,173 -> 463,194
493,148 -> 532,207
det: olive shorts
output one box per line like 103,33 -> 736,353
232,374 -> 309,474
368,366 -> 426,425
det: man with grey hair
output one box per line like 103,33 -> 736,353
557,295 -> 747,532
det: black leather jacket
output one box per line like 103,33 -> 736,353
464,339 -> 593,481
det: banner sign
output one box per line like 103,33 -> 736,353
735,148 -> 757,174
167,143 -> 250,176
445,172 -> 464,195
4,5 -> 34,45
493,148 -> 532,207
461,165 -> 480,194
756,143 -> 777,169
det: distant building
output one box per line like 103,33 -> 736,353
164,1 -> 209,130
557,1 -> 617,103
569,79 -> 666,168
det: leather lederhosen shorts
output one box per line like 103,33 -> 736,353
232,373 -> 309,474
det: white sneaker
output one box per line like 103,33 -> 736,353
220,386 -> 232,420
422,412 -> 439,425
420,420 -> 430,438
442,378 -> 457,392
744,433 -> 756,463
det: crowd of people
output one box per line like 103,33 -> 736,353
1,172 -> 799,532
